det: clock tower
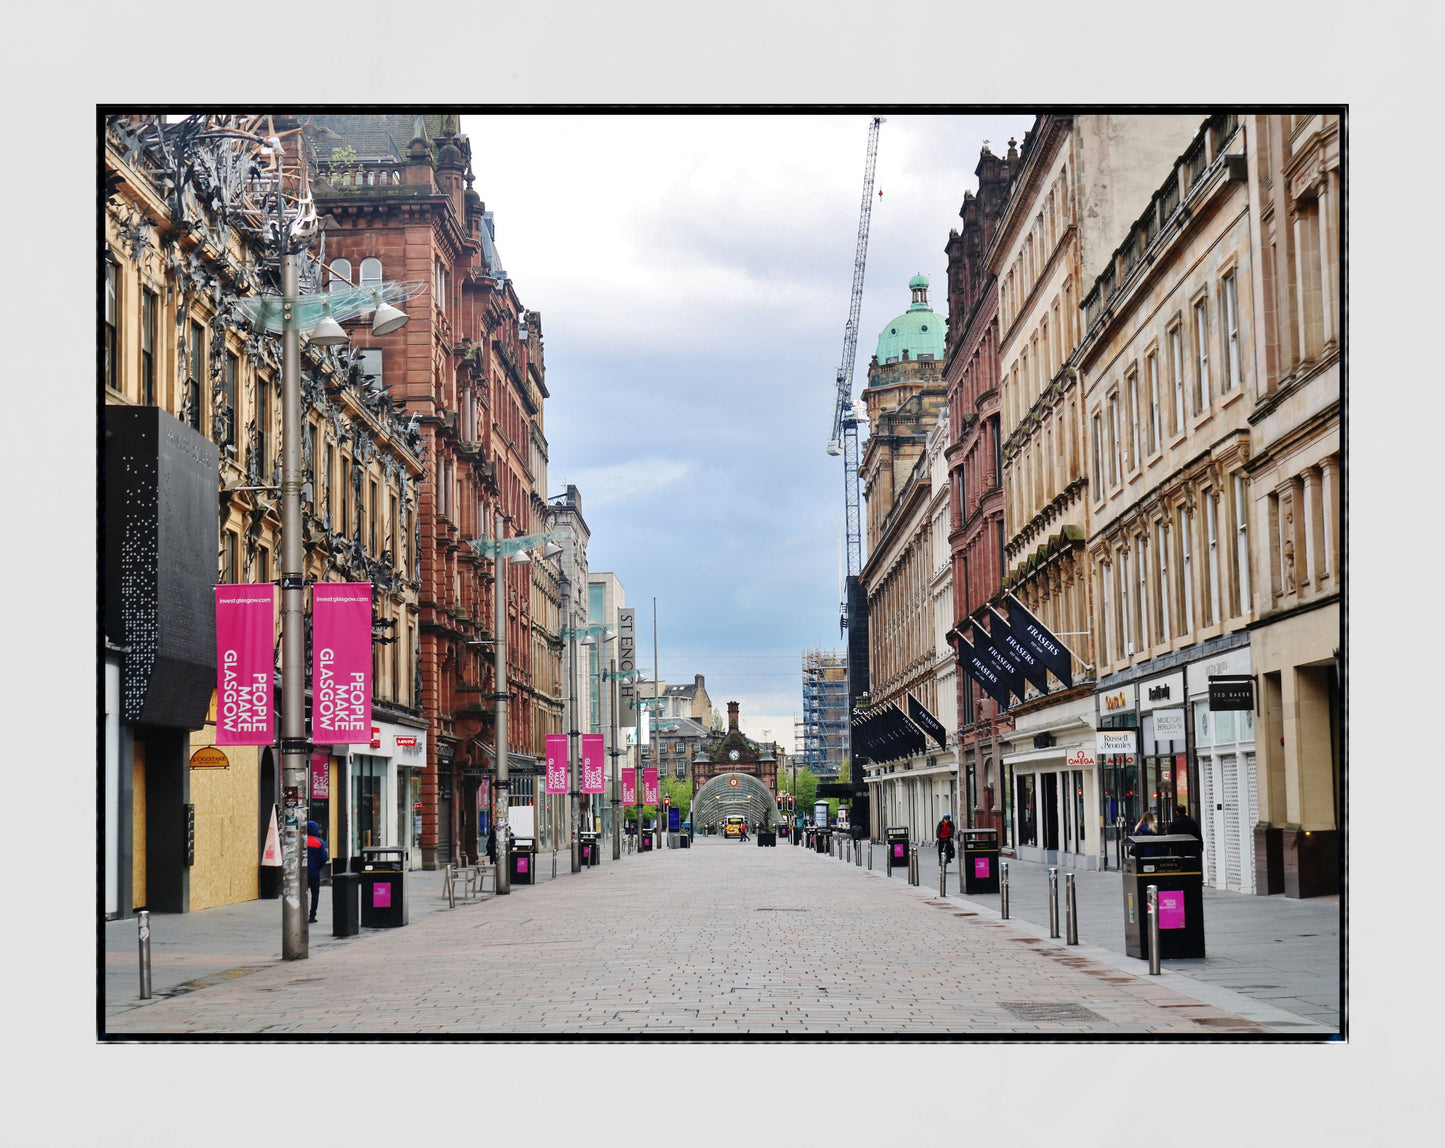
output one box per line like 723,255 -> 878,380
692,701 -> 778,796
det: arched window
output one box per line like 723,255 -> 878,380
328,257 -> 352,292
360,258 -> 383,290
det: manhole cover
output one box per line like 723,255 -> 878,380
999,1001 -> 1104,1023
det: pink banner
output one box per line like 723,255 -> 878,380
312,583 -> 372,744
974,856 -> 990,878
643,767 -> 660,805
545,734 -> 568,794
622,768 -> 636,805
310,752 -> 330,799
581,734 -> 605,794
215,585 -> 275,746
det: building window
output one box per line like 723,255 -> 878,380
1205,491 -> 1221,626
256,378 -> 271,482
141,288 -> 157,405
360,257 -> 383,290
369,479 -> 379,554
104,258 -> 119,392
1234,474 -> 1251,616
222,351 -> 238,451
1145,352 -> 1160,456
1091,412 -> 1104,492
358,348 -> 382,390
187,320 -> 206,433
222,530 -> 238,584
1137,536 -> 1150,650
328,257 -> 352,292
256,546 -> 269,584
1119,551 -> 1131,656
1126,369 -> 1141,471
1100,562 -> 1113,665
1222,272 -> 1241,392
1106,395 -> 1120,488
1156,521 -> 1171,643
1168,324 -> 1185,435
1192,299 -> 1210,414
1179,507 -> 1195,633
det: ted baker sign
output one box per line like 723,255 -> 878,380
312,583 -> 373,744
215,585 -> 275,746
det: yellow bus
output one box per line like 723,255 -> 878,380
724,816 -> 747,838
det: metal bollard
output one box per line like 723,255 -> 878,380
910,846 -> 919,886
867,842 -> 873,871
1000,862 -> 1010,919
1065,873 -> 1078,945
1048,867 -> 1060,938
1147,884 -> 1161,975
552,849 -> 558,879
856,839 -> 862,866
939,851 -> 947,896
137,910 -> 152,999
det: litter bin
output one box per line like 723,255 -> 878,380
1122,834 -> 1205,960
962,828 -> 1000,894
358,847 -> 407,928
331,865 -> 360,937
814,828 -> 830,854
639,830 -> 653,853
510,836 -> 537,885
885,827 -> 910,875
678,831 -> 690,849
580,831 -> 599,867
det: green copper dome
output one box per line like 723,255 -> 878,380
875,274 -> 946,365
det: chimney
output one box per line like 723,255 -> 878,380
727,701 -> 740,732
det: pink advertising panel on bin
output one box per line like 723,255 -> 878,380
373,882 -> 391,908
214,585 -> 276,745
545,734 -> 568,794
974,856 -> 990,879
312,583 -> 373,744
581,734 -> 605,793
1158,890 -> 1186,929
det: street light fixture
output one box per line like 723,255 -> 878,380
466,524 -> 565,894
231,153 -> 426,962
560,621 -> 615,872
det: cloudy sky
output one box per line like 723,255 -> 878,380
460,112 -> 1034,750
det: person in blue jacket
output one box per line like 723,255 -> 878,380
306,820 -> 328,923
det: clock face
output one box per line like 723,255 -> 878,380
728,749 -> 740,761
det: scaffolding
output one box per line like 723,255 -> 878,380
800,648 -> 849,778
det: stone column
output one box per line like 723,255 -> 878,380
1299,469 -> 1320,593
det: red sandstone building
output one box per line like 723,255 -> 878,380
305,114 -> 557,869
943,142 -> 1019,837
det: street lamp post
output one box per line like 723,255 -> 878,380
262,218 -> 418,958
465,521 -> 564,894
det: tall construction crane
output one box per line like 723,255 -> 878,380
828,116 -> 883,610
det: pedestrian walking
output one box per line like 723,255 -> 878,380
936,813 -> 955,867
1131,810 -> 1159,857
306,820 -> 328,923
1168,804 -> 1202,838
739,822 -> 749,843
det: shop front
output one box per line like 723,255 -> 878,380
1189,645 -> 1257,893
1000,695 -> 1099,871
344,718 -> 429,869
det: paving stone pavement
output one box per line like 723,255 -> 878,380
103,834 -> 1341,1038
